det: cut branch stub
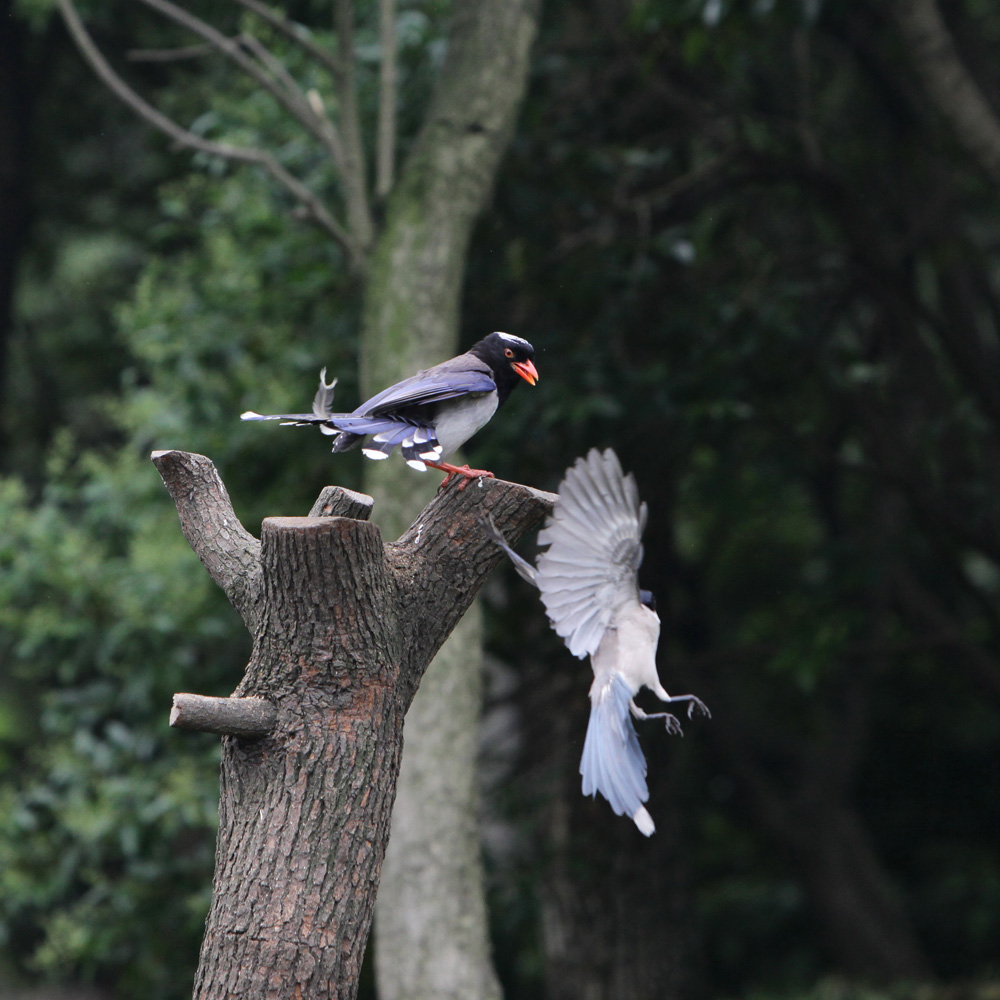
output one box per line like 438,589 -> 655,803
309,484 -> 374,519
170,692 -> 276,737
151,449 -> 263,629
246,515 -> 398,700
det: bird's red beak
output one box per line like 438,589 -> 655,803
512,359 -> 539,385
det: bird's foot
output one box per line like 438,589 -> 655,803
685,696 -> 711,719
641,712 -> 685,737
656,693 -> 711,720
426,461 -> 496,492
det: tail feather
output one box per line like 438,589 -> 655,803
480,516 -> 539,588
313,368 -> 337,418
242,368 -> 440,462
241,410 -> 326,423
580,672 -> 654,836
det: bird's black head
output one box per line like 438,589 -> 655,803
469,332 -> 539,404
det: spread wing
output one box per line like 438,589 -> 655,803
535,448 -> 647,659
356,361 -> 496,416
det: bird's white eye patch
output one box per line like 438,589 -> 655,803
496,332 -> 532,350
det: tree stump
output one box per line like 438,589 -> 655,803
151,450 -> 554,1000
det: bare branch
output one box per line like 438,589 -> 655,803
388,477 -> 555,708
128,42 -> 215,62
238,31 -> 312,104
334,0 -> 374,250
171,693 -> 277,737
894,0 -> 1000,187
235,30 -> 352,183
135,0 -> 348,172
376,0 -> 397,199
152,457 -> 373,635
58,0 -> 355,253
150,450 -> 264,630
229,0 -> 343,80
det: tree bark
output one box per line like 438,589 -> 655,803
795,802 -> 930,981
893,0 -> 1000,188
704,679 -> 931,982
151,449 -> 553,1000
361,2 -> 541,998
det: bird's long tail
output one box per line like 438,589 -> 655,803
241,367 -> 351,435
580,673 -> 654,836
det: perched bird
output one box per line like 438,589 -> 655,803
483,448 -> 709,836
242,331 -> 538,488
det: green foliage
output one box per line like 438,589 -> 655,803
1,95 -> 361,1000
0,448 -> 231,996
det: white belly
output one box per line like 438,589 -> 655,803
590,604 -> 662,695
433,392 -> 498,458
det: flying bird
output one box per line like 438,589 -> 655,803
242,332 -> 538,488
484,448 -> 709,836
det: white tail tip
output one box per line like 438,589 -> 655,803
633,807 -> 655,837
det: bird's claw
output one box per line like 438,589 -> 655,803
664,714 -> 684,737
687,696 -> 711,719
437,465 -> 495,492
642,711 -> 684,737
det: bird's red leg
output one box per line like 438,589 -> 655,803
424,461 -> 495,492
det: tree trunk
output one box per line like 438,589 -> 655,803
151,449 -> 553,1000
361,2 -> 540,998
0,0 -> 33,438
706,683 -> 931,982
374,606 -> 502,1000
794,802 -> 930,981
522,667 -> 699,1000
893,0 -> 1000,189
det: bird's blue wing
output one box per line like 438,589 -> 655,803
357,369 -> 497,416
580,673 -> 654,836
535,448 -> 647,658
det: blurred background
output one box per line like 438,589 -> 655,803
1,0 -> 999,998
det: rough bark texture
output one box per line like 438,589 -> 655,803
152,449 -> 553,1000
360,2 -> 541,998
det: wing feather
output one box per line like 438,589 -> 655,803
356,366 -> 496,416
535,448 -> 646,659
